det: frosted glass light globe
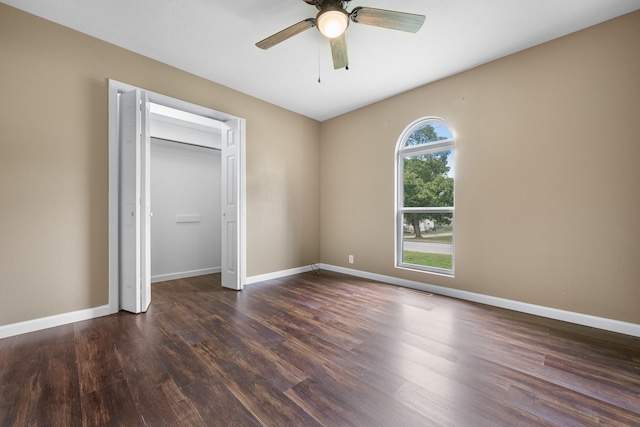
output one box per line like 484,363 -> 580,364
317,9 -> 349,39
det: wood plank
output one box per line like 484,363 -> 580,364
148,318 -> 219,388
238,298 -> 365,351
26,352 -> 83,426
0,325 -> 82,426
181,294 -> 287,349
116,339 -> 205,426
271,334 -> 406,396
393,379 -> 554,427
504,382 -> 640,426
458,351 -> 640,418
74,319 -> 126,396
206,356 -> 322,427
196,315 -> 308,393
80,380 -> 144,426
286,370 -> 430,427
182,375 -> 263,427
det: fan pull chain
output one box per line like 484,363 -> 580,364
318,47 -> 321,83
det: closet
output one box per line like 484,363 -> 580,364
149,103 -> 222,283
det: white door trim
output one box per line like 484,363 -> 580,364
108,79 -> 247,314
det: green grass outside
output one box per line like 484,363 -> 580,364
403,250 -> 452,269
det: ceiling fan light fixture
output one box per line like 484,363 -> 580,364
256,2 -> 426,70
317,8 -> 349,39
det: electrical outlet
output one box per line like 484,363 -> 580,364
348,255 -> 354,264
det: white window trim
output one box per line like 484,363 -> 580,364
395,117 -> 455,276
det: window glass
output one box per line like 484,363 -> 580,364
403,122 -> 453,147
402,152 -> 454,208
401,213 -> 453,270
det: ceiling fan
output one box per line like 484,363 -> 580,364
256,0 -> 426,70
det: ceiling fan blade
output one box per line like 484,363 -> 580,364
350,7 -> 425,33
256,18 -> 316,50
330,32 -> 348,70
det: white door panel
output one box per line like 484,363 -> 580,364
221,119 -> 243,290
141,93 -> 151,311
119,89 -> 151,313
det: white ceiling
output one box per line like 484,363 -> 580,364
4,0 -> 639,121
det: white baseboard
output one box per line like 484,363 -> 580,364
246,265 -> 313,285
0,304 -> 112,340
151,267 -> 221,283
317,264 -> 640,338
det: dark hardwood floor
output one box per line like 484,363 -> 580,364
1,271 -> 639,426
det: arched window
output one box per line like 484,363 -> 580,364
396,117 -> 455,275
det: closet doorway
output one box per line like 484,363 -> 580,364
149,105 -> 221,284
108,80 -> 246,314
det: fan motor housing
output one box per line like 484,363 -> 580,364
305,0 -> 351,11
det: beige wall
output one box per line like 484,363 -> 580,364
1,3 -> 638,329
0,4 -> 320,326
320,11 -> 640,324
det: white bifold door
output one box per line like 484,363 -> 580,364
119,89 -> 151,313
220,118 -> 242,291
118,89 -> 244,313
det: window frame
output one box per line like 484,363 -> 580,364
395,117 -> 455,276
